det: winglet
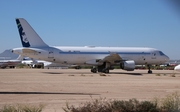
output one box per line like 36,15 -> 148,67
16,18 -> 49,48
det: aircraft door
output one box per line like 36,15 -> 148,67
48,48 -> 54,59
151,52 -> 156,59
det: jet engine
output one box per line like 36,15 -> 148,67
120,60 -> 135,71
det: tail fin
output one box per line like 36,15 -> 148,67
16,18 -> 48,47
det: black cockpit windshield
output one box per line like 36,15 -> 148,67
159,51 -> 165,56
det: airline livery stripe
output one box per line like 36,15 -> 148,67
59,52 -> 150,55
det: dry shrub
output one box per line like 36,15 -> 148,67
63,98 -> 159,112
170,74 -> 176,77
63,92 -> 180,112
99,73 -> 106,76
160,92 -> 180,112
0,104 -> 44,112
63,98 -> 111,112
156,74 -> 161,76
80,74 -> 85,76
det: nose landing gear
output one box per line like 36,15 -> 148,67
147,64 -> 152,74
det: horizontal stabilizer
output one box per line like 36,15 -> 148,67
22,49 -> 38,54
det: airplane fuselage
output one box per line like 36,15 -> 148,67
0,59 -> 21,68
13,46 -> 169,66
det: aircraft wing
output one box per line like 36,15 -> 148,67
100,53 -> 122,64
85,53 -> 122,65
22,48 -> 48,55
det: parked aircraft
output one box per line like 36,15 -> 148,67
21,58 -> 49,68
12,18 -> 169,73
0,55 -> 22,68
174,64 -> 180,71
22,58 -> 80,69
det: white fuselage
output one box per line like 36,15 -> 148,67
174,64 -> 180,71
13,46 -> 169,66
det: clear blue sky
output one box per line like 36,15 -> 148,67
0,0 -> 180,59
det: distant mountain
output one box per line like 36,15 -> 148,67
0,49 -> 19,60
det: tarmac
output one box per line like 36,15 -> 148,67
0,69 -> 180,112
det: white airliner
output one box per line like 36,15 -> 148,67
12,18 -> 169,73
174,64 -> 180,71
22,58 -> 51,68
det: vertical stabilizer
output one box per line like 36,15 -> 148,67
16,18 -> 48,47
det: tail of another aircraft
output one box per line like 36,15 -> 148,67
16,18 -> 48,48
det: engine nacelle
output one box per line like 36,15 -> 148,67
120,60 -> 135,71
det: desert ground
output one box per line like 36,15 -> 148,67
0,69 -> 180,112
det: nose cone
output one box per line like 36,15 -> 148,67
164,55 -> 170,62
161,55 -> 169,63
159,55 -> 169,65
174,65 -> 180,71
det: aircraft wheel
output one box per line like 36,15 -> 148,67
91,68 -> 97,73
103,68 -> 109,73
148,70 -> 152,74
147,64 -> 152,74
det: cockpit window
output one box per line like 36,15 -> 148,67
159,51 -> 165,56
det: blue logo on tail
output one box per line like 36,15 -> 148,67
16,19 -> 30,47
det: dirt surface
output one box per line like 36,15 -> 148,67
0,69 -> 180,112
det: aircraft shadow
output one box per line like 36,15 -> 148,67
42,72 -> 63,74
109,72 -> 142,76
42,72 -> 91,75
42,71 -> 142,76
0,92 -> 99,95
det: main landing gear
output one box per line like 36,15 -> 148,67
91,67 -> 97,73
91,62 -> 110,73
147,64 -> 152,74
